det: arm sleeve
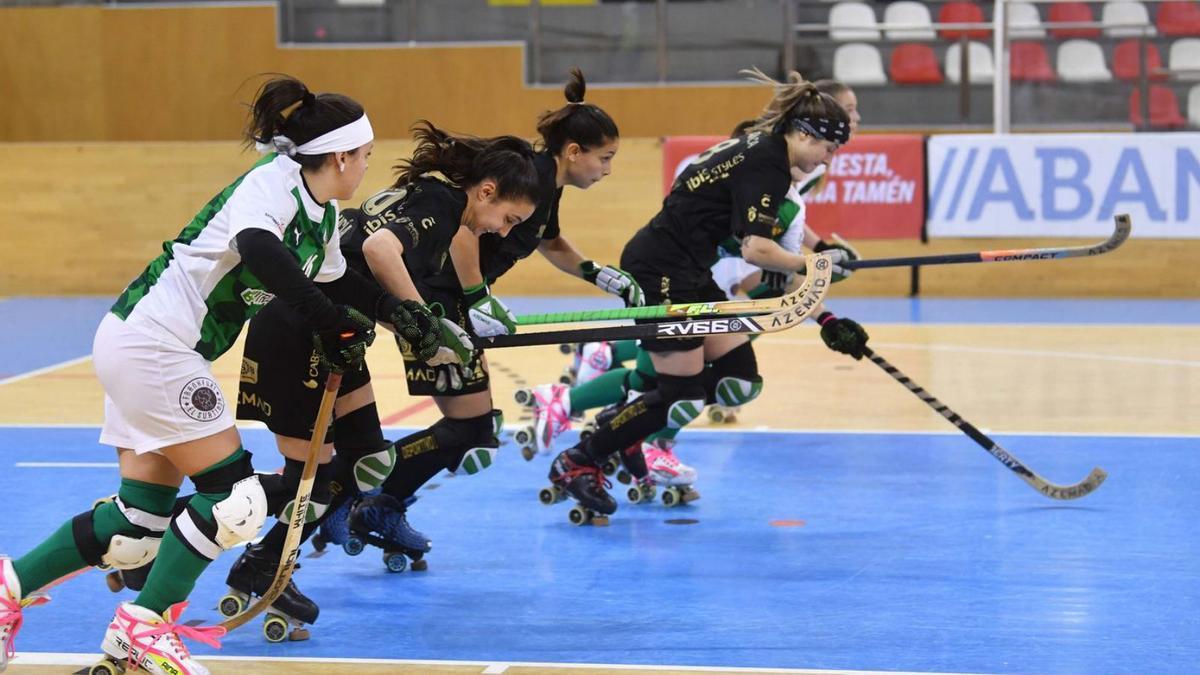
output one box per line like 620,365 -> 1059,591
729,157 -> 790,241
236,228 -> 338,329
317,266 -> 388,320
541,189 -> 563,240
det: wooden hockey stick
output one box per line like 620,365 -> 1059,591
864,347 -> 1107,500
219,370 -> 342,632
843,214 -> 1131,271
483,253 -> 834,349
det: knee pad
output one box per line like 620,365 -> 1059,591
708,342 -> 762,407
73,496 -> 172,571
657,373 -> 707,431
430,413 -> 500,476
176,451 -> 268,559
279,460 -> 338,525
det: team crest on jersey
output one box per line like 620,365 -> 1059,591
179,377 -> 225,422
240,288 -> 275,307
240,357 -> 259,384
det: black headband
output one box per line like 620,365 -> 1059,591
788,116 -> 850,145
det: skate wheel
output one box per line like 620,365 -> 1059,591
616,470 -> 632,485
383,552 -> 409,573
218,592 -> 247,618
311,533 -> 328,553
662,488 -> 679,507
558,343 -> 574,355
579,428 -> 593,442
105,570 -> 124,593
521,446 -> 536,462
601,456 -> 619,476
343,536 -> 365,556
538,486 -> 558,505
263,614 -> 289,643
410,558 -> 429,572
513,388 -> 535,407
514,427 -> 534,446
626,486 -> 643,504
89,659 -> 123,675
707,407 -> 725,424
568,505 -> 590,525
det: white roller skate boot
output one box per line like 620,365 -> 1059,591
1,556 -> 47,673
94,601 -> 224,675
641,438 -> 698,487
531,383 -> 573,457
575,342 -> 614,385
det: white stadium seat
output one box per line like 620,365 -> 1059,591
1057,39 -> 1113,81
829,2 -> 881,41
1169,38 -> 1200,81
1008,2 -> 1046,39
945,41 -> 995,83
833,43 -> 888,84
883,1 -> 936,41
1101,1 -> 1155,38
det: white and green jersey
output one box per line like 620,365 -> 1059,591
111,153 -> 346,361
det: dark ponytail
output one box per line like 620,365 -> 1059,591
394,121 -> 540,204
535,68 -> 619,156
244,74 -> 365,170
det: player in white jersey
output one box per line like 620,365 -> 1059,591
0,76 -> 446,674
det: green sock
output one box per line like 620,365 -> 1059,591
646,426 -> 681,443
13,479 -> 178,598
612,340 -> 639,364
135,449 -> 247,614
568,368 -> 632,415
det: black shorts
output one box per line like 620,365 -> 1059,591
620,228 -> 727,353
402,284 -> 490,397
237,300 -> 371,442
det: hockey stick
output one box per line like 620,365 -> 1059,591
219,370 -> 342,632
863,347 -> 1107,500
843,214 -> 1131,271
483,253 -> 833,348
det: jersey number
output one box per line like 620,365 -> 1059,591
690,138 -> 740,167
362,187 -> 409,216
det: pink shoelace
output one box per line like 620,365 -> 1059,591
1,588 -> 47,662
116,602 -> 226,670
536,388 -> 572,444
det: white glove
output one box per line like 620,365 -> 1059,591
583,261 -> 645,307
464,283 -> 517,338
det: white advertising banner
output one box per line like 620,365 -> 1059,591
927,133 -> 1200,238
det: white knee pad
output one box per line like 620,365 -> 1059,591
279,498 -> 329,525
353,444 -> 398,492
666,398 -> 706,430
101,534 -> 162,570
714,376 -> 763,408
211,475 -> 269,549
453,446 -> 497,476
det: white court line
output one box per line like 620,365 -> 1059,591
1,422 -> 1196,440
0,355 -> 91,387
15,461 -> 117,468
11,652 -> 989,675
769,338 -> 1200,368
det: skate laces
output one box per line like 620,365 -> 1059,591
535,386 -> 572,436
1,591 -> 45,662
117,602 -> 225,668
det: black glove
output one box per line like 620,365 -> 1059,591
379,296 -> 442,362
746,270 -> 791,299
817,311 -> 869,360
312,306 -> 376,373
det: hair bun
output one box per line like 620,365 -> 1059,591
302,92 -> 317,106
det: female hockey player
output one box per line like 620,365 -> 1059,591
0,76 -> 441,674
541,69 -> 869,521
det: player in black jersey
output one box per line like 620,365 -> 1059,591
211,124 -> 540,634
545,69 -> 868,518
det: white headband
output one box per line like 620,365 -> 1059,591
257,114 -> 374,157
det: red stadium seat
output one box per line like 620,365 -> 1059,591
1048,2 -> 1101,39
1112,39 -> 1167,81
937,1 -> 990,40
1010,41 -> 1056,82
1158,1 -> 1200,37
1129,85 -> 1187,128
890,43 -> 944,84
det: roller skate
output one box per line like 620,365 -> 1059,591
513,384 -> 573,461
217,543 -> 317,643
574,342 -> 614,385
310,492 -> 356,555
344,493 -> 431,573
706,404 -> 740,424
105,561 -> 151,594
541,447 -> 617,526
2,556 -> 49,673
642,438 -> 701,507
91,601 -> 223,675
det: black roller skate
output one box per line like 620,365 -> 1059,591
344,493 -> 431,573
541,447 -> 617,526
217,543 -> 318,642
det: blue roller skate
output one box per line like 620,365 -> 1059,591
345,493 -> 431,573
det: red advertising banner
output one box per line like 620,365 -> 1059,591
662,134 -> 926,239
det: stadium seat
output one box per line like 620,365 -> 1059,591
833,43 -> 888,84
1010,41 -> 1057,82
883,1 -> 936,41
890,43 -> 944,83
1188,84 -> 1200,126
1048,2 -> 1101,39
1008,2 -> 1046,39
1056,40 -> 1113,81
938,1 -> 991,40
945,41 -> 995,83
1102,1 -> 1155,38
830,2 -> 881,41
1129,85 -> 1187,128
1169,38 -> 1200,80
1157,1 -> 1200,37
1112,39 -> 1167,81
